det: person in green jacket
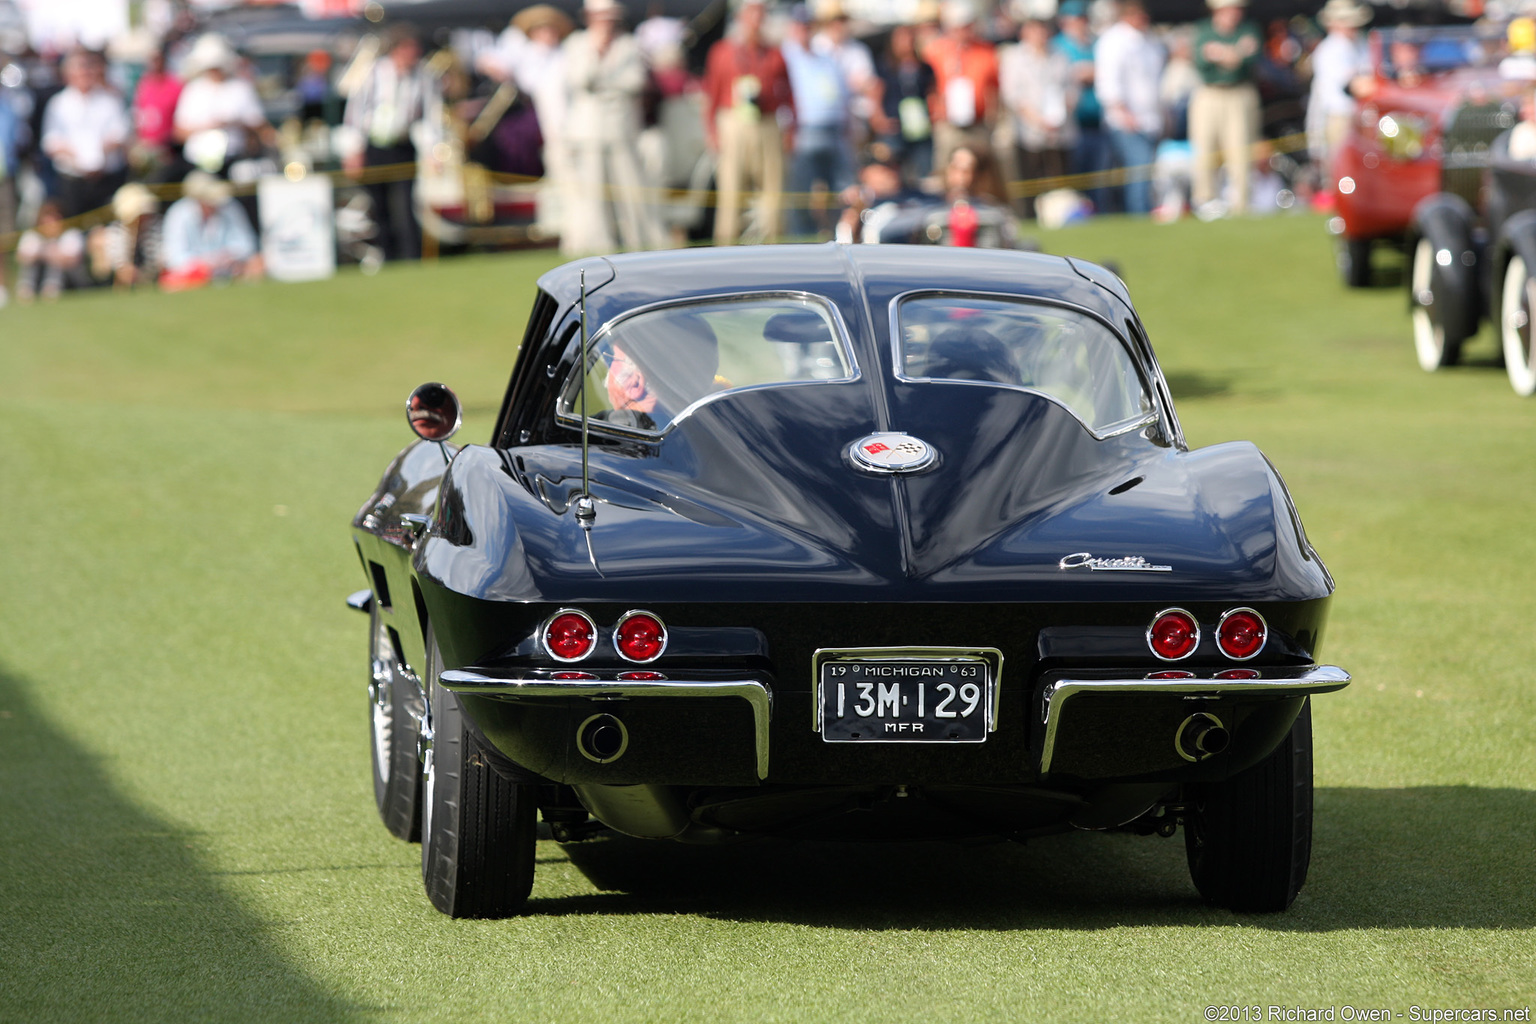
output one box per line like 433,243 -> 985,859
1190,0 -> 1261,215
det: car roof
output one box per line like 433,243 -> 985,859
536,244 -> 1136,330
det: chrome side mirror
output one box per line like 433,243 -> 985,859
406,382 -> 461,443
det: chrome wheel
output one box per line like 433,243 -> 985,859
369,611 -> 394,773
1503,255 -> 1536,396
367,604 -> 422,841
1411,238 -> 1449,372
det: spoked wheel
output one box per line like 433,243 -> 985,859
1411,237 -> 1462,371
1183,700 -> 1314,912
369,604 -> 422,841
1502,255 -> 1536,396
421,630 -> 537,918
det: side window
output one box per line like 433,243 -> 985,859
558,296 -> 854,434
896,295 -> 1151,434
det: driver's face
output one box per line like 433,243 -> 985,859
605,346 -> 656,412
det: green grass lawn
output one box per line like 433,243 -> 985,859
2,217 -> 1533,1023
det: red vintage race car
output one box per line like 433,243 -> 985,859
1331,24 -> 1514,286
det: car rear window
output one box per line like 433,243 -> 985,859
559,294 -> 855,435
895,294 -> 1151,435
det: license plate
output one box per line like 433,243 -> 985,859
818,658 -> 992,742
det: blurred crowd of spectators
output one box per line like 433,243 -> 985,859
0,0 -> 1369,307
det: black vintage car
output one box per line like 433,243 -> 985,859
348,244 -> 1349,918
1407,128 -> 1536,395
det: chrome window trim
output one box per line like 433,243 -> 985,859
1146,607 -> 1201,662
439,670 -> 773,779
554,290 -> 862,441
1216,606 -> 1269,661
887,288 -> 1161,442
1037,665 -> 1351,775
541,608 -> 598,663
810,646 -> 1005,734
613,609 -> 669,664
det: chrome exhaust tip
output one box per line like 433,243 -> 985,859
1175,713 -> 1229,762
577,713 -> 628,764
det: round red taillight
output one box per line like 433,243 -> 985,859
544,611 -> 596,662
1148,609 -> 1199,661
1216,608 -> 1267,661
614,611 -> 667,663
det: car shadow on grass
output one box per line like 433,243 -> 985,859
531,785 -> 1535,931
0,666 -> 365,1024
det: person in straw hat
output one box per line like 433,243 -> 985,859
89,182 -> 162,289
477,4 -> 575,234
160,170 -> 263,288
172,33 -> 270,179
1189,0 -> 1261,216
1307,0 -> 1371,192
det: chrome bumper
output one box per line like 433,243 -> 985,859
439,670 -> 774,779
1039,665 -> 1350,775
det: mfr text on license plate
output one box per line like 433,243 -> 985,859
819,660 -> 991,742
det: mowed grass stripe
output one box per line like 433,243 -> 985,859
1,216 -> 1533,1023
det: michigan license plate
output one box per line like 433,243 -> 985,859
819,658 -> 992,742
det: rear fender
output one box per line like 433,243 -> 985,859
1493,208 -> 1536,299
1407,192 -> 1482,335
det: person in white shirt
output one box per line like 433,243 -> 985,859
477,5 -> 573,235
342,24 -> 442,261
160,170 -> 263,284
1094,0 -> 1164,214
41,50 -> 129,218
560,0 -> 666,254
1000,17 -> 1077,221
1306,0 -> 1371,189
172,34 -> 270,179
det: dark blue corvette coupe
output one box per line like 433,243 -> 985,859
349,244 -> 1349,918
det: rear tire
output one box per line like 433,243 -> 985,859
1339,237 -> 1372,288
420,631 -> 537,918
369,605 -> 422,842
1501,255 -> 1536,396
1183,700 -> 1314,912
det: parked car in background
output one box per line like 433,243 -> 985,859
1331,24 -> 1514,287
348,245 -> 1349,920
1408,127 -> 1536,394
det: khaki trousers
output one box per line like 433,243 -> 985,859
562,137 -> 665,256
1189,82 -> 1260,209
714,111 -> 784,245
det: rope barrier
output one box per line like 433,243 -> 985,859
1,131 -> 1314,255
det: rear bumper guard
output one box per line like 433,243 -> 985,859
439,669 -> 774,779
1039,665 -> 1351,775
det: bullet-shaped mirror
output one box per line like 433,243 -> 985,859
406,382 -> 461,443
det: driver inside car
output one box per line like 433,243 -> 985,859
599,311 -> 721,431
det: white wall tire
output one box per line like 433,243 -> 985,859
1502,255 -> 1536,396
1411,238 -> 1452,372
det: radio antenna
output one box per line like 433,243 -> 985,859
575,269 -> 596,527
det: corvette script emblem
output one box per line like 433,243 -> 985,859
849,432 -> 937,473
1059,552 -> 1172,572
